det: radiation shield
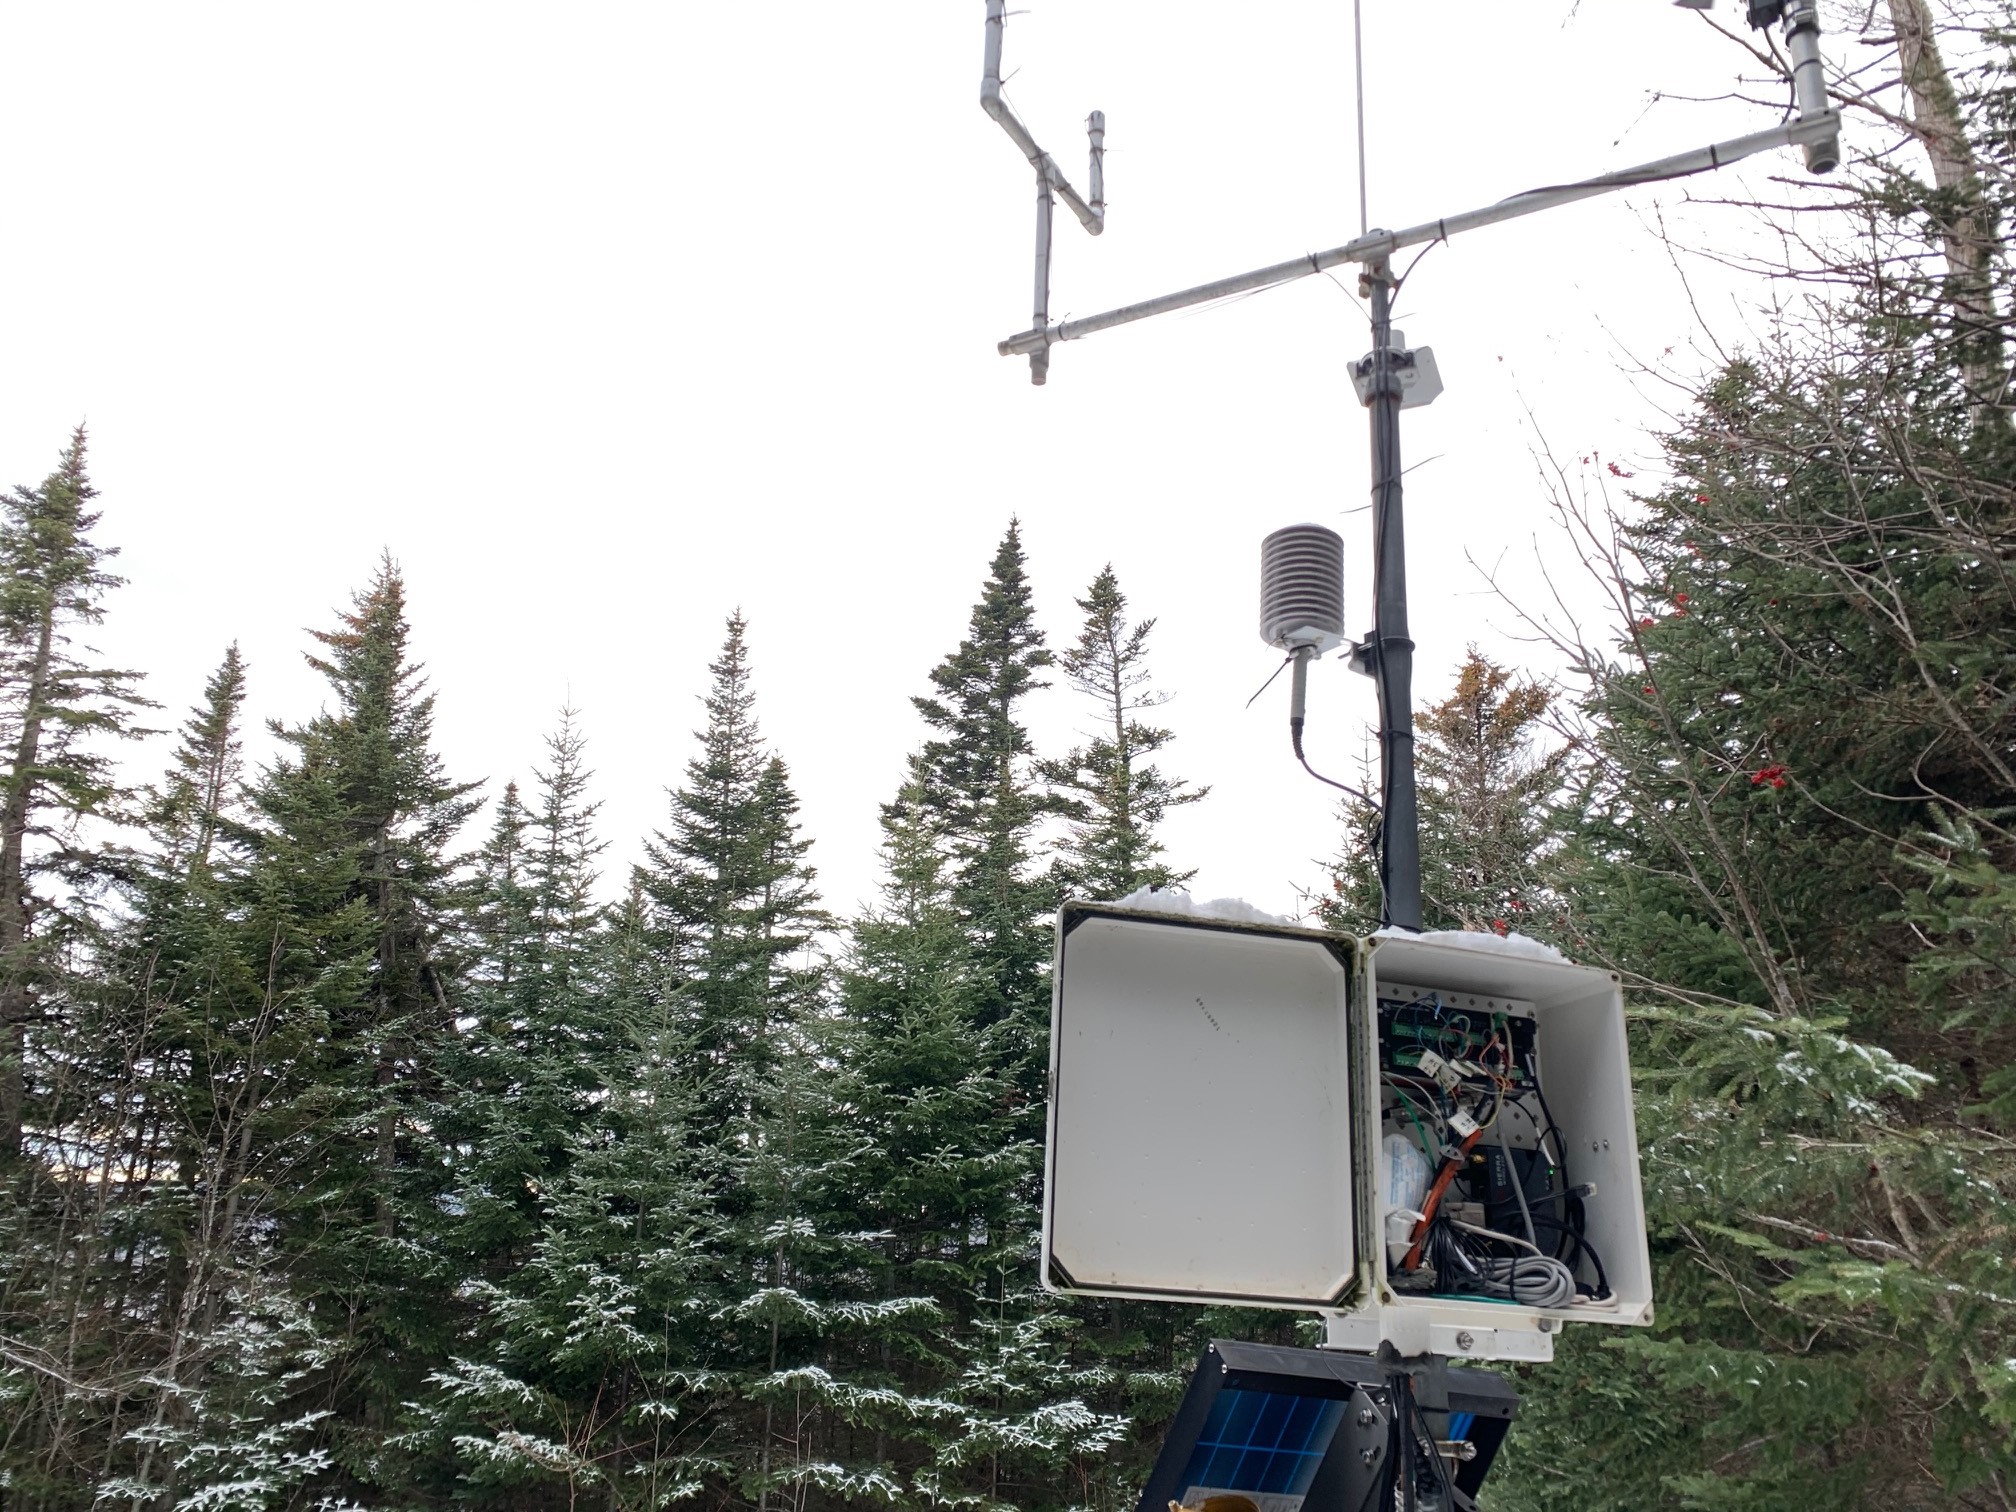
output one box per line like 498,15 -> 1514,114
1043,903 -> 1366,1309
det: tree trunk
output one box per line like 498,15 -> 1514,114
1887,0 -> 2006,413
0,610 -> 57,1157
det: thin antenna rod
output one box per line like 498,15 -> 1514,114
1353,0 -> 1368,234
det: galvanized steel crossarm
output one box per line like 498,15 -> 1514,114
996,110 -> 1842,359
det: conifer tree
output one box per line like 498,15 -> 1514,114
22,645 -> 381,1510
1314,650 -> 1564,935
150,644 -> 247,879
816,774 -> 1031,1497
446,711 -> 615,1281
633,616 -> 840,1505
1040,567 -> 1205,899
412,723 -> 736,1507
1483,25 -> 2016,1497
0,426 -> 149,1158
639,612 -> 826,1134
910,523 -> 1053,1057
794,532 -> 1150,1512
468,778 -> 531,999
242,556 -> 479,1478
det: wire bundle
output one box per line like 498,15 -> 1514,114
1381,1012 -> 1616,1307
1422,1219 -> 1577,1308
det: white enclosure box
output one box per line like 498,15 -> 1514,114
1324,933 -> 1654,1361
1043,903 -> 1368,1309
1044,906 -> 1653,1362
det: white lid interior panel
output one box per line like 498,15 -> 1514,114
1046,910 -> 1359,1307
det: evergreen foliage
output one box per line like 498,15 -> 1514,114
1314,649 -> 1565,936
0,425 -> 150,1159
1040,567 -> 1206,899
1472,19 -> 2016,1505
640,613 -> 827,1135
910,523 -> 1054,1042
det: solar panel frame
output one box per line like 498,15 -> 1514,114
1136,1342 -> 1520,1512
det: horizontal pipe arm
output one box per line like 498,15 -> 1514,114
998,110 -> 1839,356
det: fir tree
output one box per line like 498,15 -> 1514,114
149,643 -> 247,879
1039,566 -> 1205,899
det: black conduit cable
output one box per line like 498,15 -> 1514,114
1411,1385 -> 1459,1511
1287,646 -> 1380,810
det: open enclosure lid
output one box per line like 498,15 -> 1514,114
1044,902 -> 1364,1309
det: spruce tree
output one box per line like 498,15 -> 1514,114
150,643 -> 247,878
639,613 -> 826,1137
444,711 -> 616,1285
243,556 -> 480,1484
910,523 -> 1054,1039
1039,566 -> 1205,899
0,426 -> 149,1158
32,645 -> 379,1511
794,532 -> 1155,1512
412,718 -> 739,1507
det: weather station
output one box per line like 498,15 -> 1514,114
977,2 -> 1842,1508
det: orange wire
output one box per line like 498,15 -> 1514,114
1401,1127 -> 1483,1270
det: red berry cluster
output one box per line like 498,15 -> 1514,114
1752,763 -> 1788,789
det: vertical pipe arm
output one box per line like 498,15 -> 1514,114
1782,1 -> 1839,172
1087,110 -> 1106,220
1032,177 -> 1054,385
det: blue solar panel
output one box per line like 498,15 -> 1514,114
1175,1389 -> 1348,1504
1448,1411 -> 1474,1443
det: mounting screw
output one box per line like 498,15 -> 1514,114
1454,1330 -> 1475,1352
1357,1407 -> 1377,1428
1360,1446 -> 1382,1466
1538,1317 -> 1556,1333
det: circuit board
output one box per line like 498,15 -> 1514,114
1375,981 -> 1538,1086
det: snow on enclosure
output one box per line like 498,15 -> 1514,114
1373,925 -> 1569,963
1096,895 -> 1569,957
1108,886 -> 1296,928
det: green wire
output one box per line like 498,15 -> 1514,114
1385,1079 -> 1438,1160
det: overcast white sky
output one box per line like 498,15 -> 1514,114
0,3 -> 1871,920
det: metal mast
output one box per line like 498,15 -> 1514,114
1362,261 -> 1419,930
978,0 -> 1839,934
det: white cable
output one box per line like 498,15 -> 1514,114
1443,1221 -> 1577,1307
1470,1252 -> 1575,1309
